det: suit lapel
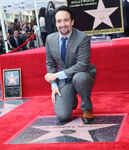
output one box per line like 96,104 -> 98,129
65,29 -> 76,66
54,33 -> 64,66
54,33 -> 59,54
55,29 -> 76,67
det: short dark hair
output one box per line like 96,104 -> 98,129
26,30 -> 31,34
54,6 -> 74,21
14,18 -> 18,23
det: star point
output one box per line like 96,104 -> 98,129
84,0 -> 118,29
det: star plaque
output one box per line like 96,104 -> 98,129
3,69 -> 22,99
66,0 -> 124,35
7,114 -> 126,144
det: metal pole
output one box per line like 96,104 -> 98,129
0,3 -> 8,53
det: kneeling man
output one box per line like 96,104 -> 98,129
45,6 -> 96,123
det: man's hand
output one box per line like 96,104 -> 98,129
44,73 -> 58,82
52,88 -> 61,104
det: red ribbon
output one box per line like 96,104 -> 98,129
7,33 -> 36,54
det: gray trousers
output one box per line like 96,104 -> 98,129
54,72 -> 94,121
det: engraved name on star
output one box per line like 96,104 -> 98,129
84,0 -> 118,29
30,117 -> 118,143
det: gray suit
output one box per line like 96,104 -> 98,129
46,28 -> 96,121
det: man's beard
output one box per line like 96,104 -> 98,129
59,26 -> 70,35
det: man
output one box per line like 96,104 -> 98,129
0,34 -> 4,54
6,33 -> 13,51
12,18 -> 20,33
9,30 -> 25,51
45,6 -> 96,123
22,30 -> 35,50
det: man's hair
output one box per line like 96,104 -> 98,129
54,6 -> 74,21
14,18 -> 18,23
13,29 -> 19,34
26,30 -> 31,34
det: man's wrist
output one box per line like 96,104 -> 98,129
56,71 -> 67,79
51,82 -> 58,90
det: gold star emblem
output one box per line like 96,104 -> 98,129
84,0 -> 118,29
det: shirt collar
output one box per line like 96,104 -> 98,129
59,30 -> 72,41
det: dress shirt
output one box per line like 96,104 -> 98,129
7,40 -> 13,49
51,31 -> 72,90
14,37 -> 19,47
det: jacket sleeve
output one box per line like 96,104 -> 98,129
45,37 -> 57,73
45,36 -> 58,86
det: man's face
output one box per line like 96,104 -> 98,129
6,33 -> 10,40
55,11 -> 74,37
27,32 -> 31,37
13,31 -> 19,38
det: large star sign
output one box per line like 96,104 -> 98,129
84,0 -> 118,29
30,117 -> 118,143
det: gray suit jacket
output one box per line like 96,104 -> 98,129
46,28 -> 96,86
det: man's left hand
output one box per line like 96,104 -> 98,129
44,73 -> 58,82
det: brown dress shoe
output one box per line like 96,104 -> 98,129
83,110 -> 93,123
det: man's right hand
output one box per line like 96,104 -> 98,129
51,88 -> 61,104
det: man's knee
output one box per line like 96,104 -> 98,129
54,94 -> 73,121
72,72 -> 92,86
55,110 -> 72,121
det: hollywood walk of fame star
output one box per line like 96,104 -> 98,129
7,73 -> 17,85
0,103 -> 17,117
30,117 -> 118,143
84,0 -> 119,29
0,99 -> 28,117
